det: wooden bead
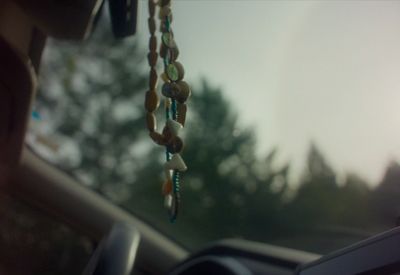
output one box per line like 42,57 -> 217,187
147,52 -> 158,67
149,131 -> 165,145
162,32 -> 176,48
160,0 -> 171,7
149,68 -> 158,89
176,81 -> 191,103
160,43 -> 168,59
148,0 -> 156,17
145,90 -> 159,112
162,125 -> 173,143
148,18 -> 156,34
167,47 -> 179,62
149,35 -> 157,52
167,136 -> 184,154
162,179 -> 173,195
146,112 -> 156,132
166,62 -> 184,82
159,6 -> 171,19
177,103 -> 187,126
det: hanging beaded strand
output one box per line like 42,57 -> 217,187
145,0 -> 191,222
145,0 -> 159,132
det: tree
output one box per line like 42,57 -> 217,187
371,161 -> 400,228
36,16 -> 148,201
285,144 -> 340,230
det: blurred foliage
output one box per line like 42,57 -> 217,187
32,15 -> 400,256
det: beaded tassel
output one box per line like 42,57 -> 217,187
145,0 -> 191,222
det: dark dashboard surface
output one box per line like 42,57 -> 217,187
169,239 -> 320,275
169,227 -> 400,275
297,227 -> 400,275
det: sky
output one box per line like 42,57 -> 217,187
135,1 -> 400,186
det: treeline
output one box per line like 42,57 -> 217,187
124,83 -> 398,254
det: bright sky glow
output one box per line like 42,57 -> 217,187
137,1 -> 400,186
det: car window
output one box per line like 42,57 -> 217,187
0,193 -> 94,275
30,1 -> 400,254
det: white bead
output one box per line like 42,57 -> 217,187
165,154 -> 187,172
167,119 -> 183,136
164,194 -> 173,209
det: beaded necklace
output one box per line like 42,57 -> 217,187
145,0 -> 191,222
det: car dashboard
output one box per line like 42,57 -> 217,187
168,239 -> 319,275
167,227 -> 400,275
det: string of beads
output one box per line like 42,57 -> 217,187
145,0 -> 191,222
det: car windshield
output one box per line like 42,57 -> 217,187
29,1 -> 400,254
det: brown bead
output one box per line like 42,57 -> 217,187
160,0 -> 171,7
160,43 -> 168,59
149,35 -> 157,52
149,68 -> 158,89
167,47 -> 179,62
148,18 -> 156,34
162,179 -> 173,195
149,131 -> 165,145
162,125 -> 173,143
159,6 -> 171,19
147,52 -> 158,67
146,112 -> 156,132
148,0 -> 156,17
145,90 -> 159,112
167,136 -> 184,154
171,83 -> 181,97
177,103 -> 187,126
176,81 -> 191,103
